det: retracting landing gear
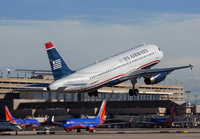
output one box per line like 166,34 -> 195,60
88,90 -> 98,97
129,78 -> 139,96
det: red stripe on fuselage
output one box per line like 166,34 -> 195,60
137,60 -> 160,70
66,125 -> 84,130
86,74 -> 124,90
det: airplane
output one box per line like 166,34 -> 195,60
52,99 -> 107,132
23,42 -> 192,97
0,122 -> 21,132
4,106 -> 40,127
137,104 -> 176,128
52,99 -> 133,132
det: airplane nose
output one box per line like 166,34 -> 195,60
159,49 -> 163,59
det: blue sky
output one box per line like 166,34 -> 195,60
1,0 -> 200,21
0,0 -> 200,103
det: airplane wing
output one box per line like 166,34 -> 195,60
94,117 -> 133,127
10,69 -> 52,75
120,64 -> 193,81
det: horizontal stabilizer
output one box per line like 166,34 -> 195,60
19,83 -> 50,87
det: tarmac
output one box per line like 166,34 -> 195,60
1,128 -> 200,139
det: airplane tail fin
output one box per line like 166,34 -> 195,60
51,115 -> 55,123
45,42 -> 75,80
163,104 -> 176,127
170,104 -> 176,120
4,106 -> 16,123
95,100 -> 107,123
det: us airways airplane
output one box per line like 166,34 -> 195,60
52,99 -> 107,132
5,106 -> 40,127
25,42 -> 192,97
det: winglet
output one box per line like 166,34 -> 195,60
129,116 -> 134,123
51,115 -> 55,123
189,64 -> 193,70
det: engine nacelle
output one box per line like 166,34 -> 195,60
86,126 -> 95,132
144,72 -> 167,85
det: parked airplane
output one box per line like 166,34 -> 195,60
0,122 -> 21,132
4,106 -> 40,127
52,99 -> 107,132
23,42 -> 192,96
137,104 -> 176,128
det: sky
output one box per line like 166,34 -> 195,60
0,0 -> 200,103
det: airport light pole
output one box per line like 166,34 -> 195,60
185,90 -> 191,119
185,91 -> 191,101
195,95 -> 197,105
0,70 -> 2,77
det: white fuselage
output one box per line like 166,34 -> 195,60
48,44 -> 163,92
0,122 -> 21,132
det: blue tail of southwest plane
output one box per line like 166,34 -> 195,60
45,42 -> 75,80
95,99 -> 107,124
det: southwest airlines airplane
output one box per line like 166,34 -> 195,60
4,106 -> 40,127
137,104 -> 176,128
52,99 -> 107,132
152,104 -> 176,127
26,42 -> 192,96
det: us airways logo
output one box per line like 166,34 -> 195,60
53,59 -> 62,70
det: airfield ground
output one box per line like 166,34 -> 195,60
1,128 -> 200,139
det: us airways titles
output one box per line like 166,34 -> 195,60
123,49 -> 148,61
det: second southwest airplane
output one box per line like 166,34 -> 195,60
52,99 -> 107,132
26,42 -> 192,96
52,99 -> 132,132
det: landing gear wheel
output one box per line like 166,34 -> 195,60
129,89 -> 134,96
94,91 -> 98,97
129,89 -> 139,96
88,92 -> 93,97
133,89 -> 139,96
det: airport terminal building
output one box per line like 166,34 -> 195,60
0,76 -> 184,101
0,76 -> 199,127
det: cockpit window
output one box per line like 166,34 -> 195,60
158,48 -> 162,51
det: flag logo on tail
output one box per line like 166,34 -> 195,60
53,59 -> 62,70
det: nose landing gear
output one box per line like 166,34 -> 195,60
88,90 -> 98,97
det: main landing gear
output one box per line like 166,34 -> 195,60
129,78 -> 139,96
129,88 -> 139,96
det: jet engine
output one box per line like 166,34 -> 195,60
144,72 -> 167,85
86,126 -> 95,132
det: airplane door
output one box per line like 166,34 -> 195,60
151,46 -> 159,59
78,74 -> 86,89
